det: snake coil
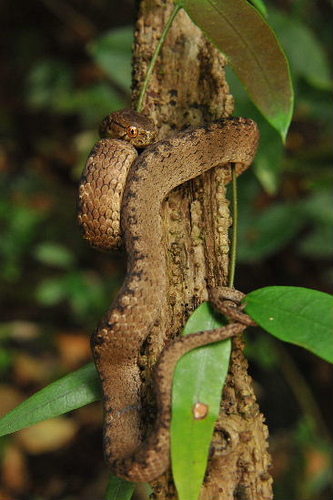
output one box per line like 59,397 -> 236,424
78,109 -> 259,481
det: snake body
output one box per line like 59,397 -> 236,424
78,109 -> 259,482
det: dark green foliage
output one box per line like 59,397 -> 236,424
0,0 -> 331,498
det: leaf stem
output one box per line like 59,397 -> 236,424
136,3 -> 182,113
228,165 -> 238,288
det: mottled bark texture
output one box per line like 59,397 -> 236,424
131,1 -> 273,498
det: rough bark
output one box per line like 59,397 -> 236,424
131,1 -> 273,498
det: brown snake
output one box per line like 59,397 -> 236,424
78,109 -> 259,482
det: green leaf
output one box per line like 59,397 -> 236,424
171,303 -> 231,500
177,0 -> 293,140
89,27 -> 133,91
254,121 -> 283,194
61,83 -> 127,123
244,334 -> 279,370
226,67 -> 284,194
34,242 -> 75,269
0,203 -> 45,282
0,363 -> 102,437
249,0 -> 267,17
298,224 -> 332,259
244,287 -> 333,363
268,9 -> 332,90
27,59 -> 73,111
35,277 -> 68,306
27,59 -> 126,120
300,190 -> 333,226
105,475 -> 135,500
237,202 -> 305,262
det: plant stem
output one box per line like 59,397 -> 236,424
228,165 -> 238,288
136,3 -> 182,113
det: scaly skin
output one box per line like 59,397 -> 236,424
78,110 -> 259,482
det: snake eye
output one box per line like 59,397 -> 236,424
128,126 -> 139,138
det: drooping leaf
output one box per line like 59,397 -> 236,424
0,363 -> 102,437
105,475 -> 135,500
244,287 -> 333,363
177,0 -> 294,140
171,302 -> 231,500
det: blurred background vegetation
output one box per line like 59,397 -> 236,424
0,0 -> 332,499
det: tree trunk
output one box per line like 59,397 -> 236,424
131,1 -> 273,498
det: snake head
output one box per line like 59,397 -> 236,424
99,109 -> 157,148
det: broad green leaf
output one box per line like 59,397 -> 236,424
105,475 -> 135,500
268,9 -> 332,90
89,27 -> 133,91
244,287 -> 333,363
237,201 -> 305,262
171,303 -> 231,500
177,0 -> 293,140
0,363 -> 102,437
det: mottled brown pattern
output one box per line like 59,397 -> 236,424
78,110 -> 156,250
78,110 -> 259,482
78,139 -> 138,249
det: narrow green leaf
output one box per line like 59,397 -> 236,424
0,363 -> 102,437
177,0 -> 294,140
171,303 -> 231,500
244,287 -> 333,363
105,475 -> 135,500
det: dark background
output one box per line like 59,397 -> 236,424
0,0 -> 332,499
